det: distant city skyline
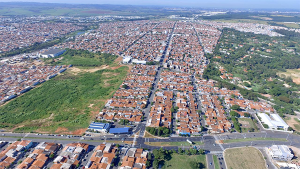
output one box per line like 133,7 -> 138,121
1,0 -> 300,9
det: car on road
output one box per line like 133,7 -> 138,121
210,163 -> 212,165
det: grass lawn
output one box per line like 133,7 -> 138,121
0,66 -> 128,133
45,49 -> 119,67
144,131 -> 163,138
238,118 -> 259,132
223,137 -> 287,144
145,141 -> 204,147
161,153 -> 206,169
224,147 -> 266,169
294,124 -> 300,131
213,155 -> 220,169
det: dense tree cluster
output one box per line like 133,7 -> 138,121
146,127 -> 170,137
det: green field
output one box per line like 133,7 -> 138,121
46,49 -> 119,67
224,147 -> 266,169
161,154 -> 206,169
223,137 -> 287,144
0,66 -> 128,133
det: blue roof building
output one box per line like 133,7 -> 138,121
88,122 -> 110,133
109,128 -> 130,134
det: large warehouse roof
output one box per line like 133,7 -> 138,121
88,122 -> 110,130
258,113 -> 289,130
109,128 -> 129,134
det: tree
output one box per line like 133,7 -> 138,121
178,148 -> 183,154
244,113 -> 251,117
49,154 -> 54,159
146,161 -> 151,168
198,149 -> 205,155
263,124 -> 269,129
163,128 -> 170,135
229,111 -> 240,117
122,84 -> 129,89
153,159 -> 159,169
189,161 -> 200,169
231,105 -> 240,110
244,82 -> 251,87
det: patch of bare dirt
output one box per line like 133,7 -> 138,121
55,127 -> 69,133
114,56 -> 123,63
71,128 -> 86,135
69,65 -> 110,75
54,127 -> 87,135
285,115 -> 300,132
293,78 -> 300,85
239,120 -> 250,128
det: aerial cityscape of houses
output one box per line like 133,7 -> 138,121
0,18 -> 291,135
0,11 -> 300,168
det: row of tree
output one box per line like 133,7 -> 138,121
146,126 -> 170,137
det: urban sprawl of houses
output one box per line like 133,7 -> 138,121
1,15 -> 300,169
0,140 -> 149,169
0,18 -> 295,134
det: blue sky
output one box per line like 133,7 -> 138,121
1,0 -> 300,9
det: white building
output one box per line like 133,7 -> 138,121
258,113 -> 289,131
266,145 -> 294,161
40,49 -> 65,58
132,59 -> 146,65
122,56 -> 131,64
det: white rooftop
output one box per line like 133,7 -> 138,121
258,113 -> 289,130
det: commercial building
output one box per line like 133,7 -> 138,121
109,128 -> 130,134
258,113 -> 289,131
40,49 -> 65,58
132,59 -> 146,65
88,122 -> 111,133
123,56 -> 131,64
266,145 -> 294,161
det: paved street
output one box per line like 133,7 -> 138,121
206,154 -> 215,169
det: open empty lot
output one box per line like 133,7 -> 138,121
0,66 -> 129,134
285,115 -> 300,132
224,147 -> 266,169
161,154 -> 206,169
277,69 -> 300,84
